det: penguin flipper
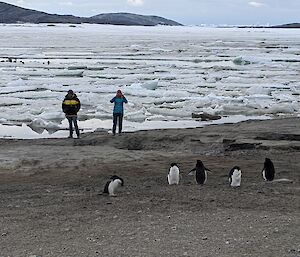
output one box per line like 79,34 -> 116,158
188,170 -> 196,176
188,168 -> 196,176
103,181 -> 110,194
204,166 -> 212,172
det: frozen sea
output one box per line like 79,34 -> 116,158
0,24 -> 300,138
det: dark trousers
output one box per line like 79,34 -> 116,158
67,116 -> 80,137
112,113 -> 123,135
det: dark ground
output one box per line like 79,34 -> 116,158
0,117 -> 299,257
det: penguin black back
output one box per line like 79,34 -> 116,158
170,162 -> 177,167
195,160 -> 207,185
110,175 -> 124,186
263,158 -> 275,181
103,181 -> 110,194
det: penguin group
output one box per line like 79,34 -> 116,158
102,157 -> 276,196
167,158 -> 275,187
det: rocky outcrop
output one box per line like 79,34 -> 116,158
192,112 -> 222,121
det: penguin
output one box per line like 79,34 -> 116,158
262,158 -> 275,181
167,163 -> 180,185
228,166 -> 242,187
188,160 -> 210,185
103,175 -> 124,196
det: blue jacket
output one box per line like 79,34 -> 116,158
110,97 -> 128,114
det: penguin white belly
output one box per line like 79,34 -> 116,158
108,180 -> 121,196
231,171 -> 241,187
168,166 -> 180,185
262,169 -> 267,181
203,170 -> 207,185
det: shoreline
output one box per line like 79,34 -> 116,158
0,115 -> 297,140
0,114 -> 273,139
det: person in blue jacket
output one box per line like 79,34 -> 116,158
110,90 -> 128,135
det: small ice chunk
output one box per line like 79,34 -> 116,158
141,79 -> 159,90
126,108 -> 146,122
233,56 -> 251,65
28,118 -> 61,134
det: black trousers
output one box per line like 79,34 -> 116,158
67,116 -> 80,137
112,113 -> 123,135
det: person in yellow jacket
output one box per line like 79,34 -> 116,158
62,90 -> 81,138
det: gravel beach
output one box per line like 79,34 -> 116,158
0,117 -> 299,257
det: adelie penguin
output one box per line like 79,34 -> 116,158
188,160 -> 211,185
103,175 -> 124,196
167,163 -> 180,185
262,158 -> 275,181
228,166 -> 242,187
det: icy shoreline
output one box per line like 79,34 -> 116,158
0,115 -> 272,139
1,25 -> 300,138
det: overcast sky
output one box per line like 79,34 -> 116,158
3,0 -> 300,25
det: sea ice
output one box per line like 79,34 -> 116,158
0,25 -> 299,138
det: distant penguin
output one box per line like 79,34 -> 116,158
188,160 -> 210,185
103,175 -> 124,196
167,163 -> 180,185
228,166 -> 242,187
262,158 -> 275,181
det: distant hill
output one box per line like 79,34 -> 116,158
0,1 -> 182,26
90,13 -> 182,26
271,23 -> 300,28
0,2 -> 85,23
237,23 -> 300,29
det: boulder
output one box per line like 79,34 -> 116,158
192,112 -> 221,121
